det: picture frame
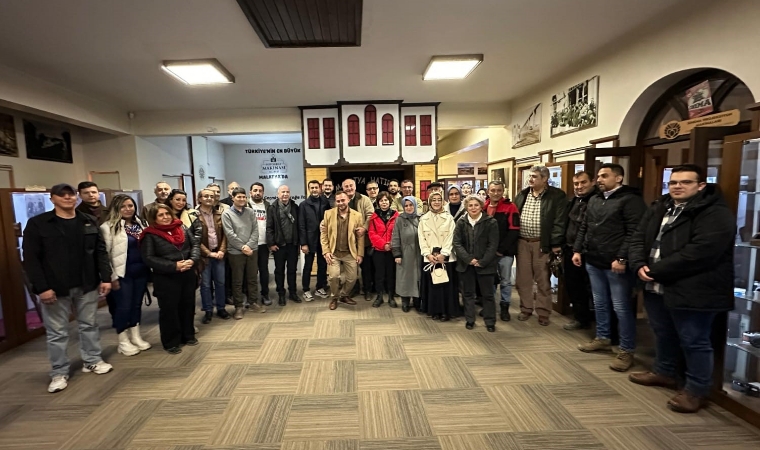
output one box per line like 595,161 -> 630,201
0,113 -> 18,157
550,76 -> 599,137
23,119 -> 73,163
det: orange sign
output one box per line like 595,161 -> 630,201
658,109 -> 740,140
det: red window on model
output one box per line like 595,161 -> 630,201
347,115 -> 360,146
307,118 -> 320,149
382,114 -> 394,145
404,115 -> 417,146
420,115 -> 432,146
365,105 -> 377,146
323,117 -> 336,148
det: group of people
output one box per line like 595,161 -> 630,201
24,162 -> 734,414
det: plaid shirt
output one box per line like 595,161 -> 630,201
520,188 -> 545,238
647,202 -> 685,294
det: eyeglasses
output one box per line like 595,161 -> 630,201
667,180 -> 699,187
367,187 -> 378,191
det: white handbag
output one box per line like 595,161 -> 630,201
424,262 -> 450,285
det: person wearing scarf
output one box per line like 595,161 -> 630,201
140,204 -> 200,354
446,185 -> 466,222
368,191 -> 399,308
101,194 -> 151,356
417,192 -> 461,320
392,196 -> 422,312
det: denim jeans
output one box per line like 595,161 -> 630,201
201,257 -> 226,311
302,250 -> 327,292
111,275 -> 148,333
494,255 -> 514,307
585,263 -> 636,352
41,288 -> 103,377
644,292 -> 717,397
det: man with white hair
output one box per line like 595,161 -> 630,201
267,185 -> 301,305
141,181 -> 172,221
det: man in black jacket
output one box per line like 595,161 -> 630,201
267,185 -> 301,305
299,180 -> 331,301
563,171 -> 598,330
573,163 -> 645,372
514,165 -> 567,326
219,181 -> 240,207
628,165 -> 734,413
23,183 -> 114,393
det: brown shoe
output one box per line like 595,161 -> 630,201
628,371 -> 677,390
233,307 -> 244,320
517,312 -> 532,321
668,391 -> 708,413
329,299 -> 338,310
340,296 -> 357,305
248,302 -> 266,313
578,337 -> 612,353
538,316 -> 550,326
609,350 -> 634,372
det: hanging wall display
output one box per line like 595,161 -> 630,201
550,76 -> 599,137
511,103 -> 542,148
23,119 -> 72,163
0,113 -> 18,157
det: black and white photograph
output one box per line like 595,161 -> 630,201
550,76 -> 599,137
23,119 -> 73,163
511,103 -> 542,148
0,113 -> 18,157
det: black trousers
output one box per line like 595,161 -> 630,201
303,250 -> 327,292
273,243 -> 298,296
361,246 -> 375,293
372,250 -> 395,294
562,247 -> 593,325
462,267 -> 496,326
258,244 -> 270,297
154,271 -> 196,349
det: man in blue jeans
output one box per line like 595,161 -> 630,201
628,164 -> 734,413
23,183 -> 114,393
484,180 -> 520,322
572,163 -> 645,372
197,188 -> 230,323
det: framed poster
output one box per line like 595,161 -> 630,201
23,120 -> 72,163
550,76 -> 599,137
0,113 -> 18,157
511,103 -> 542,148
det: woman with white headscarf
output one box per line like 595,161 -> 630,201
417,192 -> 460,320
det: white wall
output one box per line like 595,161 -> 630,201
135,136 -> 191,199
80,133 -> 140,190
206,138 -> 226,182
0,109 -> 87,187
224,144 -> 305,202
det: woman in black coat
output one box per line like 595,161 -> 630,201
453,195 -> 500,332
140,204 -> 201,354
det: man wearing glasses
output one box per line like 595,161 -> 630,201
627,164 -> 734,413
197,189 -> 230,323
366,181 -> 380,209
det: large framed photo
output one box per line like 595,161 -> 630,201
23,119 -> 73,163
550,76 -> 599,137
0,113 -> 18,157
511,103 -> 542,148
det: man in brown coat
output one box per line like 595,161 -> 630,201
321,191 -> 365,310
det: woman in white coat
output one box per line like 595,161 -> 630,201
417,192 -> 460,320
101,195 -> 152,356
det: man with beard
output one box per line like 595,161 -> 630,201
321,191 -> 364,310
141,181 -> 172,221
75,181 -> 108,225
392,179 -> 423,214
322,178 -> 336,207
388,179 -> 401,200
248,182 -> 272,305
563,171 -> 598,331
299,180 -> 330,301
267,185 -> 301,305
573,163 -> 645,372
206,183 -> 229,211
342,178 -> 374,299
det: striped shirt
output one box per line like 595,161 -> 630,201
520,188 -> 545,238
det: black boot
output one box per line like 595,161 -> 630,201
401,297 -> 410,312
500,305 -> 511,322
201,311 -> 213,324
372,291 -> 384,308
388,296 -> 398,308
278,294 -> 286,306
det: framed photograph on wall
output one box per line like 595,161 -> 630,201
23,119 -> 73,163
550,76 -> 599,137
0,113 -> 18,157
512,103 -> 542,148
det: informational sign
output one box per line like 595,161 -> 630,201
457,163 -> 475,176
685,81 -> 714,118
224,144 -> 305,202
658,109 -> 740,140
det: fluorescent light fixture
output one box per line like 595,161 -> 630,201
161,59 -> 235,85
423,54 -> 483,80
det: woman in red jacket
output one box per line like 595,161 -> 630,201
369,191 -> 399,308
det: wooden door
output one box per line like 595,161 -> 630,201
642,148 -> 669,205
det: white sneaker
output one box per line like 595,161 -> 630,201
48,375 -> 69,393
304,291 -> 315,302
315,289 -> 328,298
82,361 -> 113,374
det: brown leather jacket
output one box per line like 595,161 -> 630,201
197,206 -> 227,257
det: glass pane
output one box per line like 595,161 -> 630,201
707,140 -> 724,184
645,105 -> 682,139
0,293 -> 5,342
720,83 -> 754,122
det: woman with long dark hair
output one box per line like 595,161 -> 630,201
368,191 -> 399,308
392,196 -> 421,312
101,194 -> 151,356
140,204 -> 200,354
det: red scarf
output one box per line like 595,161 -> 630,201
141,219 -> 185,248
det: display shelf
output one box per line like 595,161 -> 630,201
735,294 -> 760,306
735,242 -> 760,249
723,382 -> 760,411
727,338 -> 760,358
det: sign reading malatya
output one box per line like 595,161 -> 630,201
658,109 -> 740,140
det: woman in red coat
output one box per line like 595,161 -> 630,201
368,191 -> 399,308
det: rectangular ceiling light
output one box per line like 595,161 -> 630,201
161,59 -> 235,85
423,54 -> 483,81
